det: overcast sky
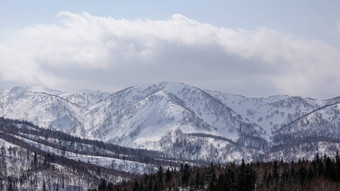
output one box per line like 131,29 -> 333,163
0,1 -> 340,98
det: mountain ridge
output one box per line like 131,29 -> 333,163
1,82 -> 340,162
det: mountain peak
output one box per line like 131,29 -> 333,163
9,86 -> 30,94
1,83 -> 340,163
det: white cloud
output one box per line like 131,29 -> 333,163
0,12 -> 339,98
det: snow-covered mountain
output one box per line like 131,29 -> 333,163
0,117 -> 185,190
1,82 -> 340,162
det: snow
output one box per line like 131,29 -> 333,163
0,139 -> 19,149
11,133 -> 158,174
208,90 -> 324,140
1,82 -> 340,163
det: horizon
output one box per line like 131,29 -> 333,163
1,81 -> 338,100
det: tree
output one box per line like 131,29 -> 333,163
33,152 -> 38,169
107,182 -> 114,190
165,167 -> 172,183
98,179 -> 107,191
194,171 -> 203,189
42,179 -> 46,191
157,166 -> 163,182
182,164 -> 190,186
336,152 -> 340,181
97,167 -> 101,177
1,146 -> 7,177
7,176 -> 16,191
273,161 -> 279,182
208,173 -> 218,191
298,166 -> 307,186
132,180 -> 140,191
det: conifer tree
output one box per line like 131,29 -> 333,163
165,167 -> 172,183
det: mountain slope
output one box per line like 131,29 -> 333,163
0,87 -> 85,136
0,117 -> 207,190
0,82 -> 340,163
87,82 -> 265,150
208,91 -> 323,140
273,101 -> 340,145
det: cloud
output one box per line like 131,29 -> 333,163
0,12 -> 339,98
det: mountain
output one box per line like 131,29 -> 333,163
0,86 -> 85,136
209,91 -> 340,160
0,117 -> 200,190
207,91 -> 324,139
1,82 -> 340,163
3,119 -> 339,191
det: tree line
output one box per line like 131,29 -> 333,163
90,153 -> 340,191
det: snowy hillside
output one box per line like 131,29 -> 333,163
0,87 -> 85,136
86,82 -> 265,152
0,118 -> 201,190
1,82 -> 340,163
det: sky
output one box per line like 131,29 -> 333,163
0,0 -> 340,98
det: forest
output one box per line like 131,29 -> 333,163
91,153 -> 340,191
